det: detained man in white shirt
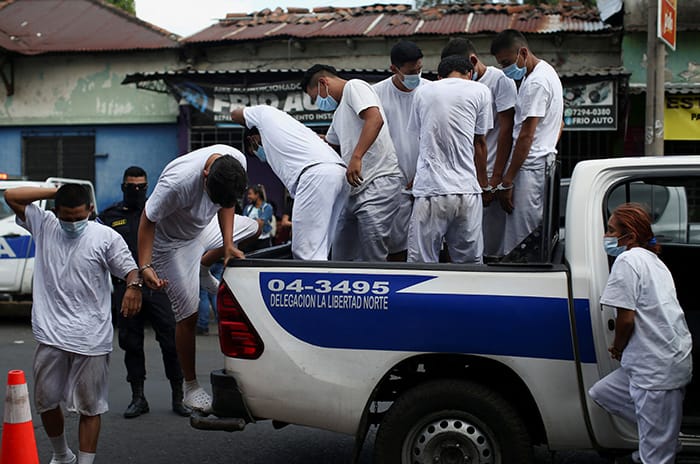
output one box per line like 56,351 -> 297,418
302,64 -> 403,262
490,29 -> 564,256
406,55 -> 493,264
373,40 -> 431,262
441,37 -> 517,259
589,203 -> 692,464
231,105 -> 349,260
5,184 -> 141,464
137,145 -> 259,413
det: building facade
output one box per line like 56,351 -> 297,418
0,0 -> 181,209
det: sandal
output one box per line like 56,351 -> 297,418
184,387 -> 213,413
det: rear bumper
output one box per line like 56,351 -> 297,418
189,369 -> 254,432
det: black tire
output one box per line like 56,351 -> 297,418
374,379 -> 533,464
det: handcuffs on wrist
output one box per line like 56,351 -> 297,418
127,278 -> 143,289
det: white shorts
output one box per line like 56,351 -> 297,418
153,214 -> 259,322
33,344 -> 110,416
503,155 -> 554,256
407,194 -> 483,264
331,175 -> 402,262
292,163 -> 349,260
387,191 -> 413,254
483,199 -> 506,258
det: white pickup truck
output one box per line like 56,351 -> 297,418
192,157 -> 700,463
0,177 -> 97,301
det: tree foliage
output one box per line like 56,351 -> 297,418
106,0 -> 136,15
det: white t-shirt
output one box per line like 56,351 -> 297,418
243,105 -> 343,198
476,66 -> 517,175
513,60 -> 563,169
408,78 -> 493,197
145,144 -> 247,243
324,79 -> 401,195
18,204 -> 136,355
373,76 -> 430,189
600,247 -> 693,390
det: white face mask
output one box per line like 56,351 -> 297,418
603,234 -> 628,257
60,218 -> 89,239
398,70 -> 422,90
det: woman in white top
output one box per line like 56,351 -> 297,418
589,203 -> 692,464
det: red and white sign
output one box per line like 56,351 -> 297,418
658,0 -> 677,50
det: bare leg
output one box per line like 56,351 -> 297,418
41,406 -> 64,437
201,248 -> 224,267
78,415 -> 101,453
176,313 -> 198,381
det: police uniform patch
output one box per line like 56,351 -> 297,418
112,219 -> 127,227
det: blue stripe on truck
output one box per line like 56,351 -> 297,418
259,272 -> 597,364
0,235 -> 34,259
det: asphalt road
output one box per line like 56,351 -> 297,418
0,307 -> 610,464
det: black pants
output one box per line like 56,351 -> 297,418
114,284 -> 183,383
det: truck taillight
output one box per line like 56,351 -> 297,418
217,282 -> 264,359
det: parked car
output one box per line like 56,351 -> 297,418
0,177 -> 97,301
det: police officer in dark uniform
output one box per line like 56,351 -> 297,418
98,166 -> 190,418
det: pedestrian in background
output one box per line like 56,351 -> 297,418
98,166 -> 190,418
197,260 -> 223,335
5,184 -> 141,464
373,40 -> 430,262
302,64 -> 402,261
490,29 -> 564,256
242,184 -> 275,252
442,37 -> 517,260
589,203 -> 692,464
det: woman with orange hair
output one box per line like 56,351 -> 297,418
589,203 -> 692,464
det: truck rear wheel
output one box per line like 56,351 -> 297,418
374,379 -> 533,464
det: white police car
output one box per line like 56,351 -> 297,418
0,176 -> 97,301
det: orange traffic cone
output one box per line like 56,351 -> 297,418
0,370 -> 39,464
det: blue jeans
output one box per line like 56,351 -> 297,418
197,262 -> 223,331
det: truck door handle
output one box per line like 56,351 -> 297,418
608,319 -> 615,331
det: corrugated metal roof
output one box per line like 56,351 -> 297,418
185,2 -> 611,44
0,0 -> 179,55
123,66 -> 630,86
629,83 -> 700,95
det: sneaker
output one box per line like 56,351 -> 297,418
195,326 -> 209,336
199,264 -> 220,294
50,450 -> 77,464
183,386 -> 213,414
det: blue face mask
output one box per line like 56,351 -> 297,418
503,49 -> 526,81
472,70 -> 479,81
400,71 -> 421,90
316,82 -> 338,112
254,145 -> 267,163
603,236 -> 627,257
60,218 -> 89,239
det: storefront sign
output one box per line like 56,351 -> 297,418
658,0 -> 677,50
563,80 -> 617,131
664,95 -> 700,140
170,80 -> 332,126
